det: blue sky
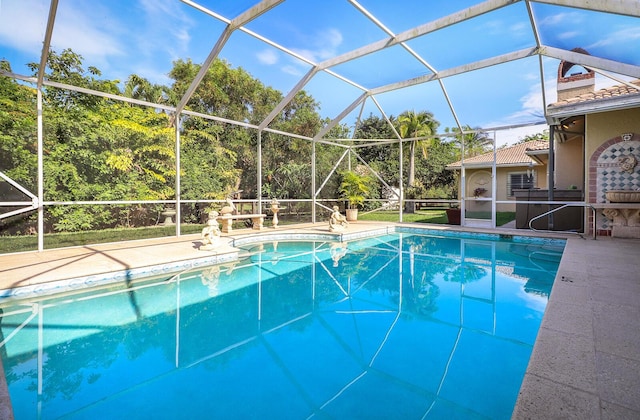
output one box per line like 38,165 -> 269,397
1,0 -> 639,146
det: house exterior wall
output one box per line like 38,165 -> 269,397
462,164 -> 548,213
555,138 -> 583,190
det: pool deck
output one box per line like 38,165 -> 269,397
0,221 -> 638,419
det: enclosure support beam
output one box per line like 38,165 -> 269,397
548,125 -> 556,229
257,130 -> 263,214
312,138 -> 317,223
491,132 -> 497,228
35,0 -> 58,251
174,0 -> 284,122
175,122 -> 181,237
399,137 -> 404,223
542,46 -> 640,79
533,0 -> 640,18
37,90 -> 44,252
315,149 -> 349,198
36,0 -> 58,89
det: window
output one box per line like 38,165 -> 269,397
507,171 -> 535,196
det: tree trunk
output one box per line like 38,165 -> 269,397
408,141 -> 416,187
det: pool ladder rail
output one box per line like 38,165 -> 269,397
527,202 -> 586,239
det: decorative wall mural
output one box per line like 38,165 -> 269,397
618,154 -> 637,174
590,133 -> 640,231
593,137 -> 640,204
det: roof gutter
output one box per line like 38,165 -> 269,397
545,95 -> 640,124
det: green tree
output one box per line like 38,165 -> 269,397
0,60 -> 38,189
396,110 -> 439,187
445,125 -> 492,159
169,59 -> 324,199
513,130 -> 549,144
123,74 -> 173,105
28,48 -> 120,110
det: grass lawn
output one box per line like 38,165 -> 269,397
1,211 -> 516,254
0,224 -> 203,254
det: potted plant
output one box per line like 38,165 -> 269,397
446,204 -> 461,225
339,169 -> 372,221
473,187 -> 487,198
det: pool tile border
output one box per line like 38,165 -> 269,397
1,226 -> 565,300
0,252 -> 238,300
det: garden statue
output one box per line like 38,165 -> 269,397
220,198 -> 236,215
200,211 -> 221,250
270,198 -> 281,228
161,207 -> 176,225
329,205 -> 349,232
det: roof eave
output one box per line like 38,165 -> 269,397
446,162 -> 540,170
546,95 -> 640,125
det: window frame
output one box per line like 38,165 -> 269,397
507,171 -> 535,197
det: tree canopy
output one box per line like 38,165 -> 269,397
1,49 -> 470,234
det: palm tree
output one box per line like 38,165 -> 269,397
124,74 -> 171,105
446,125 -> 492,159
396,110 -> 439,187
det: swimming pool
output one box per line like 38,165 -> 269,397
0,231 -> 564,419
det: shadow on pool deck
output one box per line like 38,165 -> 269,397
0,221 -> 638,418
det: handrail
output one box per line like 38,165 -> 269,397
528,202 -> 586,238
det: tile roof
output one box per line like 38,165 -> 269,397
548,79 -> 640,108
446,140 -> 548,169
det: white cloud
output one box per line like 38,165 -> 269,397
292,28 -> 343,62
587,25 -> 640,49
538,12 -> 584,27
481,19 -> 528,37
281,64 -> 303,77
257,49 -> 278,65
0,0 -> 56,53
509,22 -> 528,34
493,124 -> 549,147
0,0 -> 125,69
483,75 -> 556,146
52,2 -> 124,61
133,0 -> 194,62
557,30 -> 580,40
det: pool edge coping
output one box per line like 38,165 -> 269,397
1,225 -> 567,300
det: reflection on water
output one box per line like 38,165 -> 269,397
0,233 -> 564,419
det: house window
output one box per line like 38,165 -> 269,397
507,172 -> 535,196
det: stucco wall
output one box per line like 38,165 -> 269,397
555,138 -> 583,190
586,108 -> 640,161
463,164 -> 548,213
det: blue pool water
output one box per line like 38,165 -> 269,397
0,232 -> 564,419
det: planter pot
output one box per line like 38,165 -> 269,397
346,208 -> 358,221
404,200 -> 415,213
446,208 -> 461,225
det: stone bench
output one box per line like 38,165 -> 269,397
217,213 -> 266,233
